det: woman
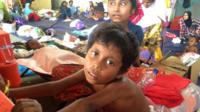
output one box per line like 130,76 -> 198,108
179,11 -> 200,38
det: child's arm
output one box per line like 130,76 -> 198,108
9,69 -> 85,98
57,77 -> 131,112
58,77 -> 149,112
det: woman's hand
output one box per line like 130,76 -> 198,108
12,99 -> 42,112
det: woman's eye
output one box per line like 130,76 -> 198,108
120,1 -> 127,6
109,1 -> 115,6
106,60 -> 114,66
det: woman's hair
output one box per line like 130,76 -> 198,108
61,1 -> 68,7
87,22 -> 139,74
183,11 -> 192,27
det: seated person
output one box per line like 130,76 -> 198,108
59,1 -> 71,19
23,3 -> 40,21
179,11 -> 200,38
2,23 -> 150,112
68,0 -> 77,18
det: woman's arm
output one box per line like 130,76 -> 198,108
9,69 -> 85,98
179,18 -> 185,37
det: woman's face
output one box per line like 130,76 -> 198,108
183,12 -> 189,20
84,42 -> 122,85
108,0 -> 134,24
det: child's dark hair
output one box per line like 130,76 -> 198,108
87,22 -> 139,74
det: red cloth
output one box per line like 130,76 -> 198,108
0,31 -> 14,64
165,31 -> 177,38
129,0 -> 144,24
28,13 -> 40,21
143,74 -> 191,108
170,16 -> 182,31
52,64 -> 93,101
0,61 -> 21,88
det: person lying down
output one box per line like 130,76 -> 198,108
16,39 -> 85,75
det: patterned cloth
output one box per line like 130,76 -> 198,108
179,18 -> 200,38
51,64 -> 93,102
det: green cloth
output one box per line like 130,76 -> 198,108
0,0 -> 11,22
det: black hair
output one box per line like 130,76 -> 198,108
61,1 -> 68,7
183,11 -> 192,27
87,22 -> 139,74
25,39 -> 33,50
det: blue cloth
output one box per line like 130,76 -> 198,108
59,6 -> 71,19
24,3 -> 32,16
88,20 -> 144,45
128,21 -> 144,45
18,65 -> 36,76
69,6 -> 77,16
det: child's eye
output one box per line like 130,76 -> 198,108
106,59 -> 114,66
91,51 -> 98,57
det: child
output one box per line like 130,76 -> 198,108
4,23 -> 149,112
59,1 -> 71,19
107,0 -> 144,45
185,36 -> 198,53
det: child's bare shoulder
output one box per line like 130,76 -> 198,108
106,76 -> 149,112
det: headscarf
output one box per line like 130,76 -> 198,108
184,11 -> 192,28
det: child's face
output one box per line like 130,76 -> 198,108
142,0 -> 154,8
188,37 -> 197,46
108,0 -> 134,24
196,27 -> 200,35
84,42 -> 122,85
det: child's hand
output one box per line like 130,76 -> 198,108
0,74 -> 6,91
12,99 -> 42,112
